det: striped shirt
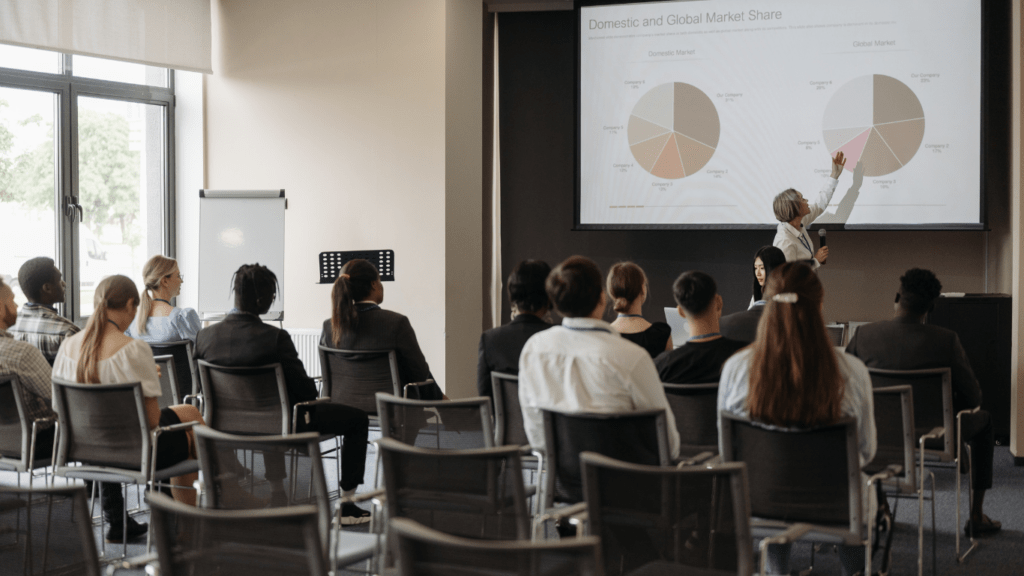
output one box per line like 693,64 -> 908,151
0,328 -> 56,426
9,304 -> 80,365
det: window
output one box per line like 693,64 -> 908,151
0,52 -> 174,321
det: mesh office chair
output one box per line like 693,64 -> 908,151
720,413 -> 896,576
50,378 -> 200,557
868,367 -> 976,562
491,372 -> 528,448
153,354 -> 180,408
0,373 -> 56,488
390,517 -> 603,576
148,491 -> 327,576
662,382 -> 720,459
377,437 -> 531,541
319,346 -> 401,420
825,324 -> 847,347
149,340 -> 199,407
579,452 -> 754,576
0,485 -> 100,576
192,425 -> 377,572
376,392 -> 493,450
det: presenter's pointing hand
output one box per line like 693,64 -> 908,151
814,246 -> 829,264
830,151 -> 847,179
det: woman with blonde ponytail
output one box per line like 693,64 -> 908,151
127,255 -> 200,343
606,262 -> 671,357
53,275 -> 205,507
717,262 -> 875,576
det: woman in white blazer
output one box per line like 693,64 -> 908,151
772,152 -> 846,269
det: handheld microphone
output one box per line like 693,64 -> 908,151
817,229 -> 827,265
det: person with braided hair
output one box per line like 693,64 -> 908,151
195,263 -> 372,524
127,255 -> 200,344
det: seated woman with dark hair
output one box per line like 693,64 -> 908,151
195,264 -> 371,525
749,245 -> 787,309
718,262 -> 875,576
476,260 -> 553,400
606,261 -> 671,357
321,259 -> 440,398
52,275 -> 205,540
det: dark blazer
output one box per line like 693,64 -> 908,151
320,306 -> 433,387
194,313 -> 317,406
719,303 -> 765,344
845,317 -> 982,412
476,314 -> 552,399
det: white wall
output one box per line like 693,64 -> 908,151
174,70 -> 204,311
203,0 -> 449,385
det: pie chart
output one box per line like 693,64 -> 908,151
627,82 -> 719,179
822,75 -> 925,178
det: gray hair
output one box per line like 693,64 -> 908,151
773,188 -> 801,223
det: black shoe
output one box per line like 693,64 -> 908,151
105,516 -> 148,543
337,503 -> 371,526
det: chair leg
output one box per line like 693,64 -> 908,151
957,444 -> 978,563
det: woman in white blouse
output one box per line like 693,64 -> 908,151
772,151 -> 846,269
718,261 -> 875,576
54,275 -> 205,505
127,255 -> 201,344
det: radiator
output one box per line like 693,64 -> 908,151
289,329 -> 322,378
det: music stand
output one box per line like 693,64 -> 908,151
319,250 -> 395,283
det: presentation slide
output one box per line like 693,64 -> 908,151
578,0 -> 982,229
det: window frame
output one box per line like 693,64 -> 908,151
0,53 -> 175,322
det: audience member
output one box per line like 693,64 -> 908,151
52,276 -> 205,540
0,278 -> 56,459
607,262 -> 671,357
654,271 -> 744,384
197,264 -> 371,524
322,258 -> 441,399
476,260 -> 552,400
719,262 -> 875,576
846,268 -> 1000,534
721,246 -> 786,343
518,256 -> 680,458
10,257 -> 78,365
127,255 -> 201,343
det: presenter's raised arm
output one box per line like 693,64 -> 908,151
804,152 -> 845,224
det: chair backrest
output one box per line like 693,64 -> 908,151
662,382 -> 720,457
580,452 -> 752,576
870,386 -> 916,493
720,412 -> 861,532
197,360 -> 290,435
319,346 -> 401,415
153,354 -> 179,408
491,372 -> 529,447
390,517 -> 602,576
541,409 -> 670,507
0,373 -> 29,465
867,367 -> 953,460
825,324 -> 846,347
149,339 -> 198,400
148,491 -> 326,576
0,485 -> 100,576
192,425 -> 331,556
51,378 -> 150,474
377,393 -> 494,449
377,437 -> 530,541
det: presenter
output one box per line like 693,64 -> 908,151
772,152 -> 846,269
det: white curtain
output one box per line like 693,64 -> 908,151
0,0 -> 212,74
490,13 -> 503,327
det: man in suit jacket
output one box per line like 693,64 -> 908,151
718,301 -> 765,344
845,268 -> 998,535
477,260 -> 553,401
195,264 -> 371,524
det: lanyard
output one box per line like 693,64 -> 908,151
356,303 -> 381,312
617,314 -> 642,318
797,231 -> 813,255
688,332 -> 721,342
564,326 -> 611,334
154,298 -> 172,304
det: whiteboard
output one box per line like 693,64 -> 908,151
198,190 -> 285,320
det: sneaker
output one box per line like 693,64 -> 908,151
105,516 -> 148,543
338,503 -> 371,526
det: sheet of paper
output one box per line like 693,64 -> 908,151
664,307 -> 689,348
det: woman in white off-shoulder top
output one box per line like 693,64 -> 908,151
54,275 -> 205,505
127,255 -> 201,344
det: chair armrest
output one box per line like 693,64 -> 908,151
341,488 -> 385,505
675,451 -> 716,467
956,406 -> 981,420
536,502 -> 588,528
866,464 -> 901,488
153,421 -> 198,436
31,416 -> 57,424
919,427 -> 944,446
292,398 -> 332,434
